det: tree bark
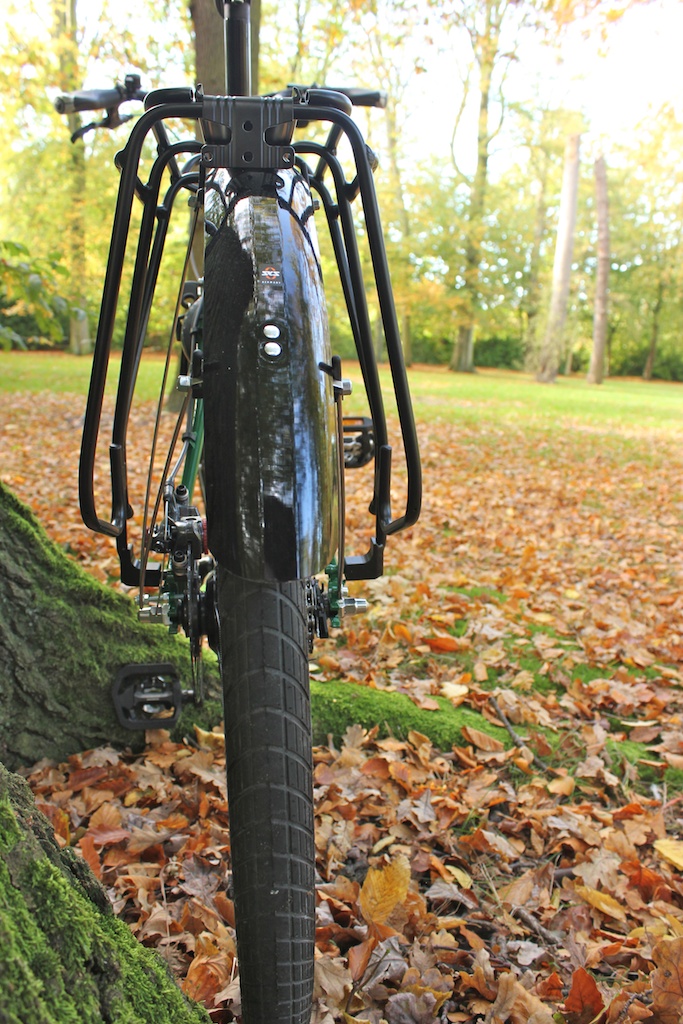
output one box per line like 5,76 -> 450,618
449,0 -> 502,374
384,97 -> 413,366
189,0 -> 227,93
587,154 -> 610,384
0,482 -> 215,770
0,760 -> 209,1023
522,153 -> 549,359
451,323 -> 475,372
53,0 -> 91,354
642,277 -> 664,380
536,134 -> 580,383
189,0 -> 261,93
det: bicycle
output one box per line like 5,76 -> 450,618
56,3 -> 421,1022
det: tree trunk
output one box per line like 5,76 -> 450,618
642,277 -> 664,380
0,482 -> 216,770
450,323 -> 475,372
189,0 -> 228,93
53,0 -> 90,353
190,0 -> 261,93
536,134 -> 581,383
522,154 -> 549,360
383,97 -> 413,365
0,760 -> 210,1023
449,0 -> 500,374
587,154 -> 610,384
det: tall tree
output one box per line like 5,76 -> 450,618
587,153 -> 609,384
605,105 -> 683,380
189,0 -> 261,92
641,276 -> 664,381
512,103 -> 585,358
53,0 -> 89,353
346,0 -> 427,366
536,133 -> 580,382
439,0 -> 520,372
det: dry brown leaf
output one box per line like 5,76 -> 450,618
563,966 -> 605,1024
460,726 -> 505,753
484,972 -> 556,1024
652,936 -> 683,1024
462,948 -> 497,1001
548,775 -> 576,796
347,937 -> 378,982
423,635 -> 465,653
314,954 -> 353,1005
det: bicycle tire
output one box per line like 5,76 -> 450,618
217,569 -> 314,1024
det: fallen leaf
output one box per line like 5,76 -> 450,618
574,884 -> 628,922
359,854 -> 411,928
654,839 -> 683,871
460,726 -> 505,752
314,954 -> 352,1004
564,966 -> 605,1023
652,936 -> 683,1024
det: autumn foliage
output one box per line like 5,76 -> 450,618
3,372 -> 683,1022
22,722 -> 683,1023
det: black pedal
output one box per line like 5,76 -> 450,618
343,416 -> 375,468
112,663 -> 183,730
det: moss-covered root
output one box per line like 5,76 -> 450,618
310,678 -> 508,749
0,480 -> 219,769
0,762 -> 210,1024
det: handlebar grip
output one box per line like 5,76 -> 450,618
331,87 -> 388,109
55,88 -> 124,115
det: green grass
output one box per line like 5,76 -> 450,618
383,365 -> 683,433
0,351 -> 170,403
3,353 -> 683,433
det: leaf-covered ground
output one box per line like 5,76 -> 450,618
3,368 -> 683,1022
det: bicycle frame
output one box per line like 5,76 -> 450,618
67,5 -> 423,1019
79,87 -> 421,588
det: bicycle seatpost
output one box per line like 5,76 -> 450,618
216,0 -> 251,96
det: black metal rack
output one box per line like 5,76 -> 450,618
79,90 -> 421,585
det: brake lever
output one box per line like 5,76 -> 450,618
71,121 -> 98,143
70,111 -> 134,144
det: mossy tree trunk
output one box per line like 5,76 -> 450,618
0,760 -> 210,1024
0,481 -> 214,770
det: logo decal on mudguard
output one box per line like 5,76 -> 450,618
261,265 -> 281,281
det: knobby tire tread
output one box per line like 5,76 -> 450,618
218,571 -> 314,1024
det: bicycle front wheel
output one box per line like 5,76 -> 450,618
218,570 -> 314,1024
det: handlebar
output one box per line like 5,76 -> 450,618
55,78 -> 386,128
54,73 -> 146,131
55,87 -> 135,115
329,87 -> 387,109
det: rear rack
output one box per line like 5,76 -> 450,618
79,90 -> 421,584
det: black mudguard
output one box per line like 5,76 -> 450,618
202,168 -> 339,581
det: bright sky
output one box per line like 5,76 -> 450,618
4,0 -> 681,168
405,0 -> 683,169
546,0 -> 683,137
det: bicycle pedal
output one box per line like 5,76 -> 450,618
342,416 -> 375,468
112,663 -> 183,730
